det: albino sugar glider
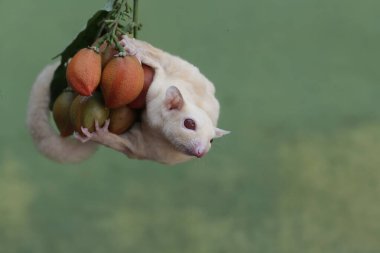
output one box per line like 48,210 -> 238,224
27,36 -> 230,165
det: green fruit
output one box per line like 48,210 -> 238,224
70,93 -> 110,135
53,90 -> 76,137
109,106 -> 136,135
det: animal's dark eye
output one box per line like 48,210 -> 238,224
210,139 -> 214,143
184,119 -> 196,130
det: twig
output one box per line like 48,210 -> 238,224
133,0 -> 139,38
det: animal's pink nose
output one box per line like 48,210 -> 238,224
196,152 -> 204,158
195,148 -> 206,158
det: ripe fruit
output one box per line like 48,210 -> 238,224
109,106 -> 136,135
70,93 -> 110,135
101,55 -> 144,109
66,48 -> 102,96
128,64 -> 155,109
53,90 -> 76,137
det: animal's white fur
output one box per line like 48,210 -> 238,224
27,38 -> 229,165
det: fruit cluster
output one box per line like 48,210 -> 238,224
53,45 -> 154,138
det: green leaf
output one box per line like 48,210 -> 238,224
49,10 -> 109,110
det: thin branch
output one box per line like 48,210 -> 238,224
133,0 -> 139,38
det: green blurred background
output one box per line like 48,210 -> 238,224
1,0 -> 380,252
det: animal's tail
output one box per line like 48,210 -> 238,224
26,63 -> 98,163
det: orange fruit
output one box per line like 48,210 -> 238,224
101,55 -> 144,109
66,48 -> 102,96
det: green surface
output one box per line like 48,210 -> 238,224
1,0 -> 380,252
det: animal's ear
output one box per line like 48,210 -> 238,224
165,86 -> 184,110
215,128 -> 230,138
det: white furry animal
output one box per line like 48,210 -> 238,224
27,37 -> 229,165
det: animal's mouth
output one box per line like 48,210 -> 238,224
173,141 -> 208,158
184,147 -> 207,158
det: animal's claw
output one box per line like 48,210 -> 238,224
81,127 -> 93,138
74,131 -> 91,143
95,119 -> 110,133
74,120 -> 111,145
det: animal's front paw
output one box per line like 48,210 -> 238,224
93,119 -> 111,138
74,131 -> 92,143
120,35 -> 144,63
74,119 -> 111,143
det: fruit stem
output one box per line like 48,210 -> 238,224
113,34 -> 126,56
88,46 -> 100,53
94,34 -> 108,49
109,0 -> 128,54
96,0 -> 139,54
